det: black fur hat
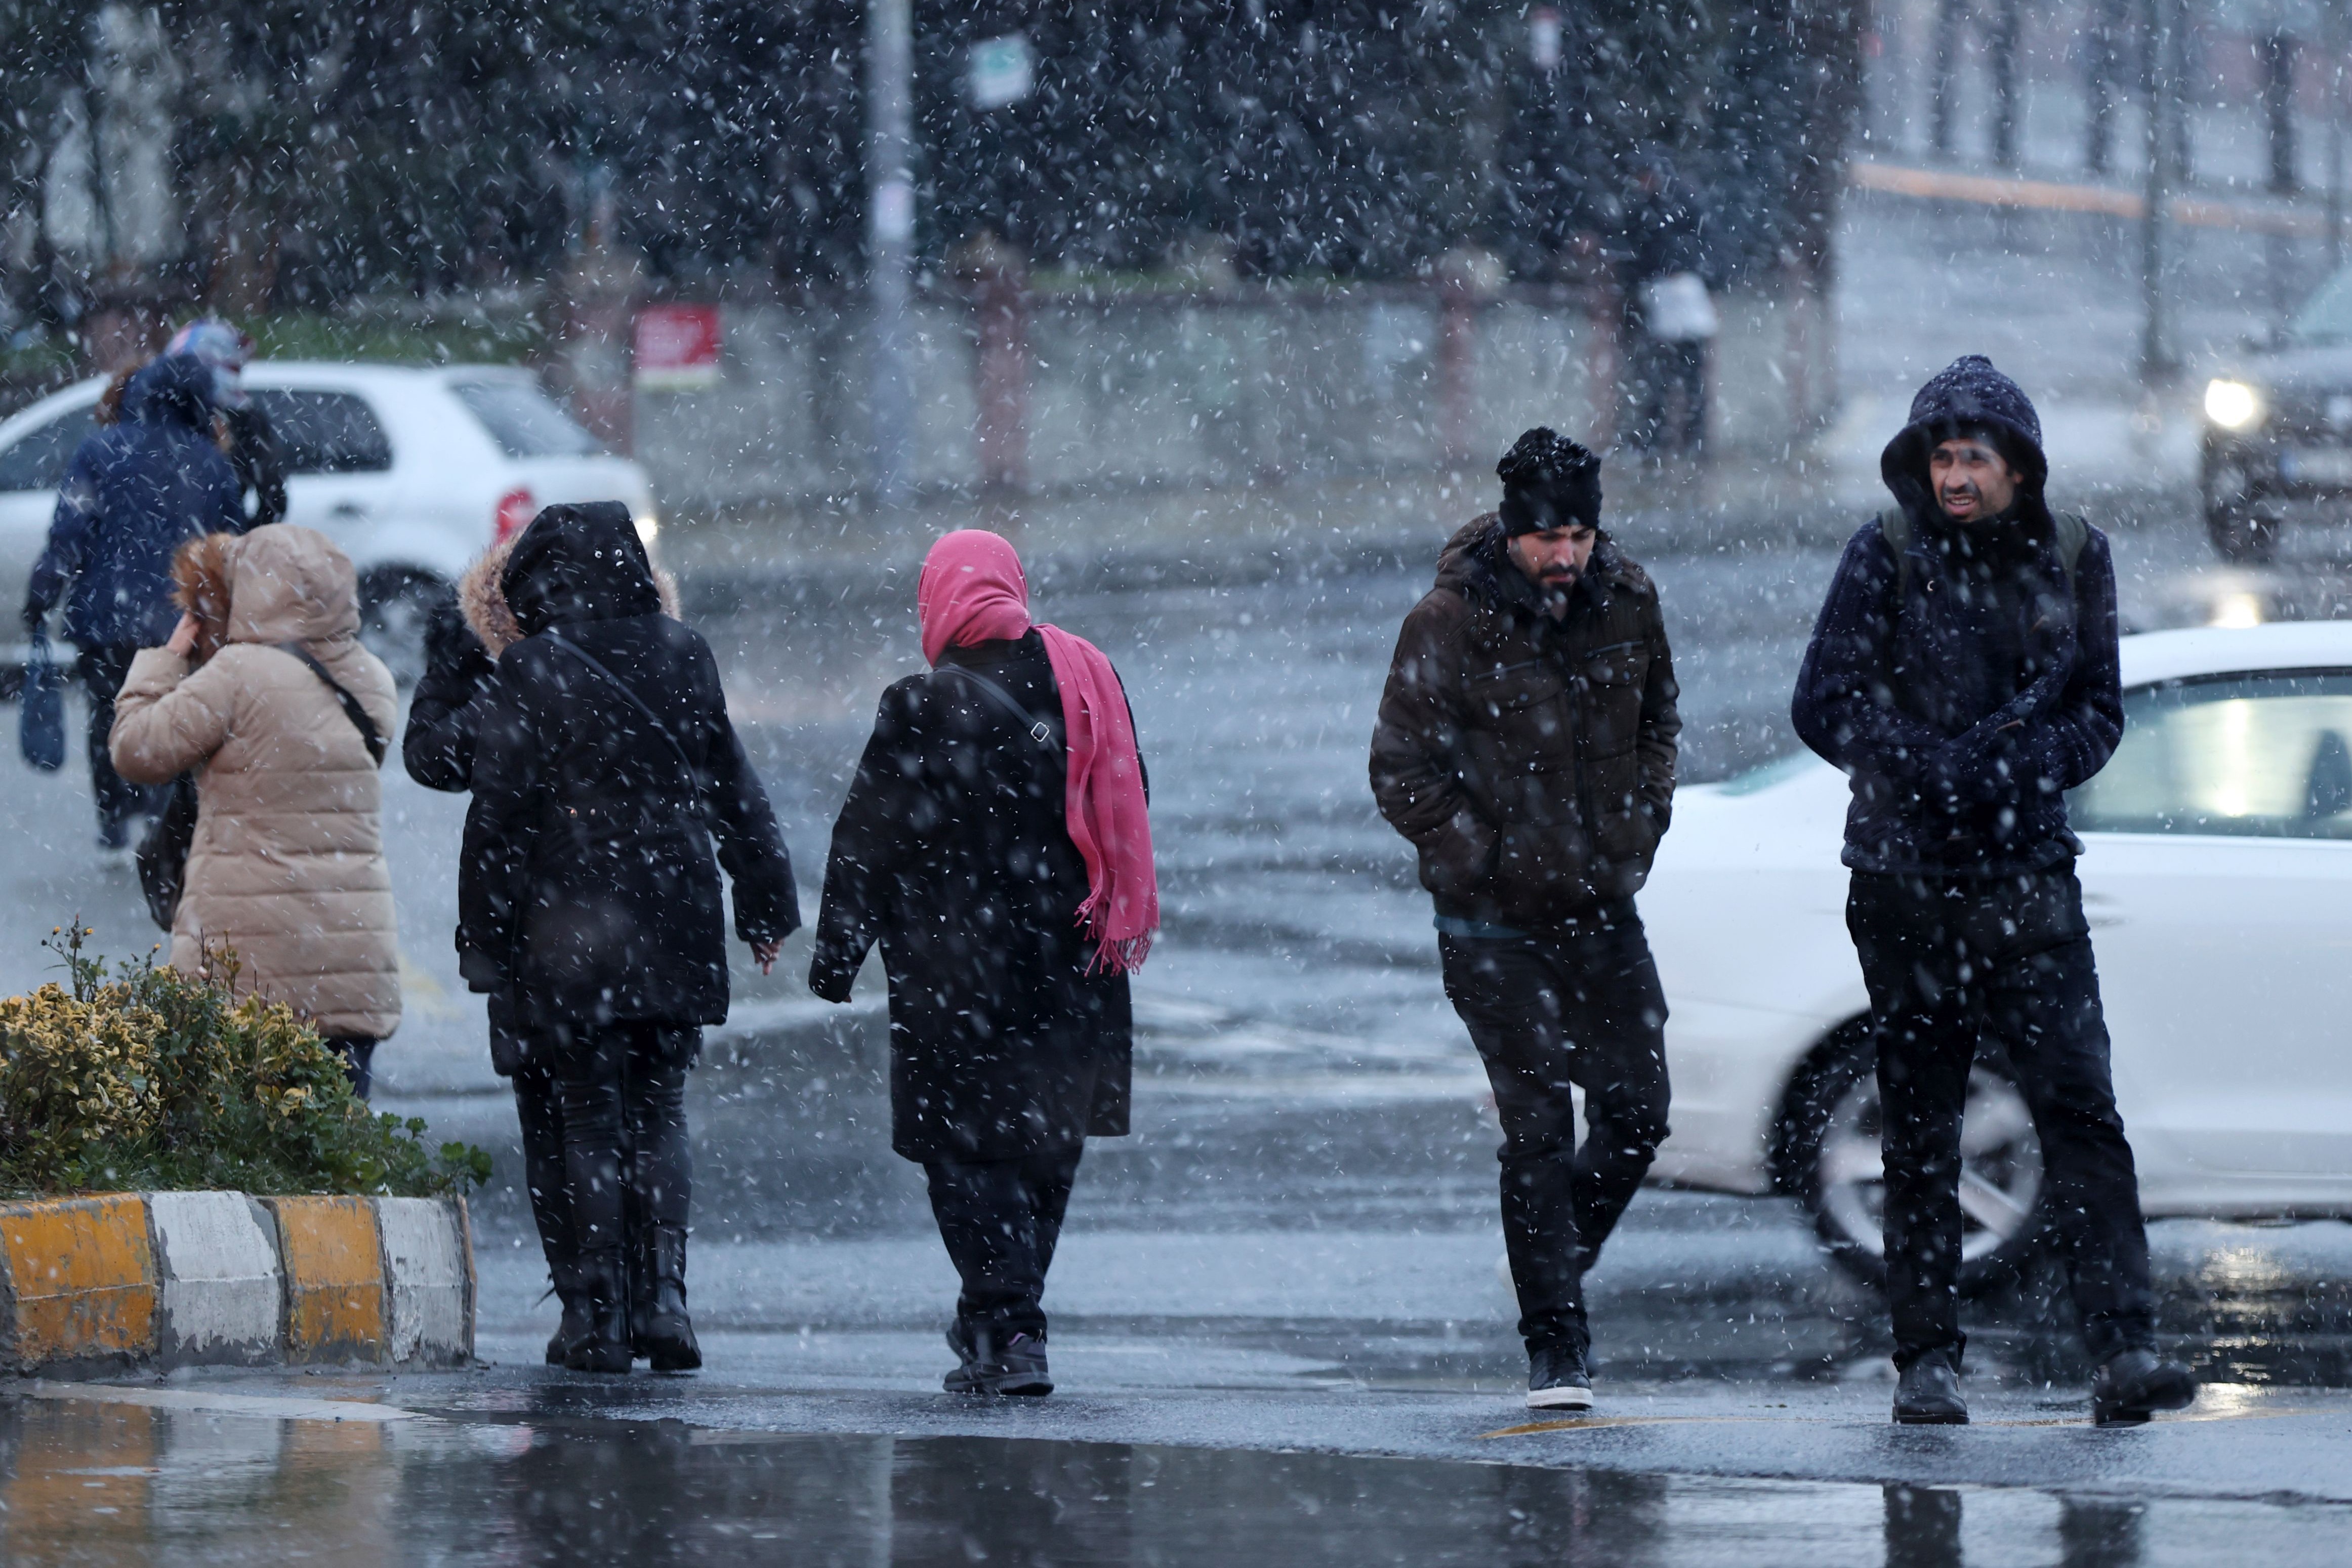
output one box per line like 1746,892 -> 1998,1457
1497,427 -> 1603,537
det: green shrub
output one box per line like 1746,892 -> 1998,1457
0,926 -> 489,1199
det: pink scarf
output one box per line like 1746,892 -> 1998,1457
916,529 -> 1158,974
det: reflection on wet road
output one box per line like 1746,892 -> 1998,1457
4,1386 -> 2348,1566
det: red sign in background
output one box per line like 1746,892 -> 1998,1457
634,304 -> 722,389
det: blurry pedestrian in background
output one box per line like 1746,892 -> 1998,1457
1621,150 -> 1717,461
23,354 -> 245,856
1791,355 -> 2197,1427
1371,429 -> 1679,1412
458,502 -> 798,1375
166,319 -> 286,530
811,529 -> 1154,1398
404,522 -> 686,1369
108,524 -> 400,1092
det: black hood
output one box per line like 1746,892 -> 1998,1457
501,501 -> 661,636
120,354 -> 220,433
1879,354 -> 2050,523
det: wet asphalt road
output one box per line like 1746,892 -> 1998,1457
6,498 -> 2352,1561
6,1372 -> 2352,1565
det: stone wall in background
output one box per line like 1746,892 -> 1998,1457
630,285 -> 1829,519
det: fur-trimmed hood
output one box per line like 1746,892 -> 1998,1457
171,525 -> 363,664
459,526 -> 679,657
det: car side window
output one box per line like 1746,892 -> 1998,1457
0,405 -> 98,493
250,390 -> 392,475
2070,670 -> 2352,839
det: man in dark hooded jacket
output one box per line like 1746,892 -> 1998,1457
23,354 -> 243,850
1370,428 -> 1679,1413
1792,355 -> 2196,1427
458,501 -> 799,1374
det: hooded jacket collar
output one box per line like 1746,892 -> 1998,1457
500,502 -> 661,637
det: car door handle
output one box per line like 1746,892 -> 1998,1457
2081,891 -> 2125,928
329,503 -> 367,520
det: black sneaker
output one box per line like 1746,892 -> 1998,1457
2090,1349 -> 2197,1427
943,1324 -> 1054,1397
1893,1352 -> 1969,1425
1526,1344 -> 1593,1411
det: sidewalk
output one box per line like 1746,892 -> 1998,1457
656,393 -> 2203,605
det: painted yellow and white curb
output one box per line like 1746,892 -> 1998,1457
0,1193 -> 472,1375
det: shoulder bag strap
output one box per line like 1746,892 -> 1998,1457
275,642 -> 387,766
542,629 -> 699,791
938,663 -> 1057,749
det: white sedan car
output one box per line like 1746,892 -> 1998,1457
0,361 -> 657,679
1641,621 -> 2352,1293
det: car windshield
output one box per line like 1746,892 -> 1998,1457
0,403 -> 96,493
2289,268 -> 2352,346
451,378 -> 603,458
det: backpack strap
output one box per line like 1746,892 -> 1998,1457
2050,511 -> 2089,598
1878,507 -> 1912,603
275,642 -> 386,766
1875,506 -> 2089,608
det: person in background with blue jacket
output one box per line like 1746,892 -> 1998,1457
22,353 -> 244,855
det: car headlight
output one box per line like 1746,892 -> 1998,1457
2204,378 -> 2264,430
634,511 -> 661,546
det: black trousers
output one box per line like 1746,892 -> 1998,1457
1624,337 -> 1708,456
1848,868 -> 2157,1369
925,1145 -> 1083,1342
324,1038 -> 377,1101
77,643 -> 160,845
1439,905 -> 1672,1358
551,1022 -> 697,1254
511,1062 -> 575,1272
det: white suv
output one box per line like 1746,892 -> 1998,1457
0,361 -> 658,679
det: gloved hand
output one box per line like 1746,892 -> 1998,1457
808,952 -> 857,1005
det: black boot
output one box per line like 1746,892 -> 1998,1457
635,1226 -> 702,1372
563,1247 -> 633,1374
2091,1348 -> 2197,1427
1893,1351 -> 1968,1425
544,1253 -> 595,1367
627,1230 -> 654,1361
943,1321 -> 1051,1396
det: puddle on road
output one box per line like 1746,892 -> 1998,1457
2,1395 -> 2344,1566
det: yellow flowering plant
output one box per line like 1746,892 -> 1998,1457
0,925 -> 488,1198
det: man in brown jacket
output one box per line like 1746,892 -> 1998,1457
1370,428 -> 1679,1411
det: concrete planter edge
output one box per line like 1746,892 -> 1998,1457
0,1192 -> 474,1376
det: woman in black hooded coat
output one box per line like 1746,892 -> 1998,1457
458,501 -> 799,1373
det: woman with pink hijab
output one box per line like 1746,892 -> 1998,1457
811,529 -> 1156,1397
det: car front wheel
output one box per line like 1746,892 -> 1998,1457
1780,1023 -> 2048,1297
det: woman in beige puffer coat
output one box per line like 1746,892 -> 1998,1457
110,524 -> 401,1092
